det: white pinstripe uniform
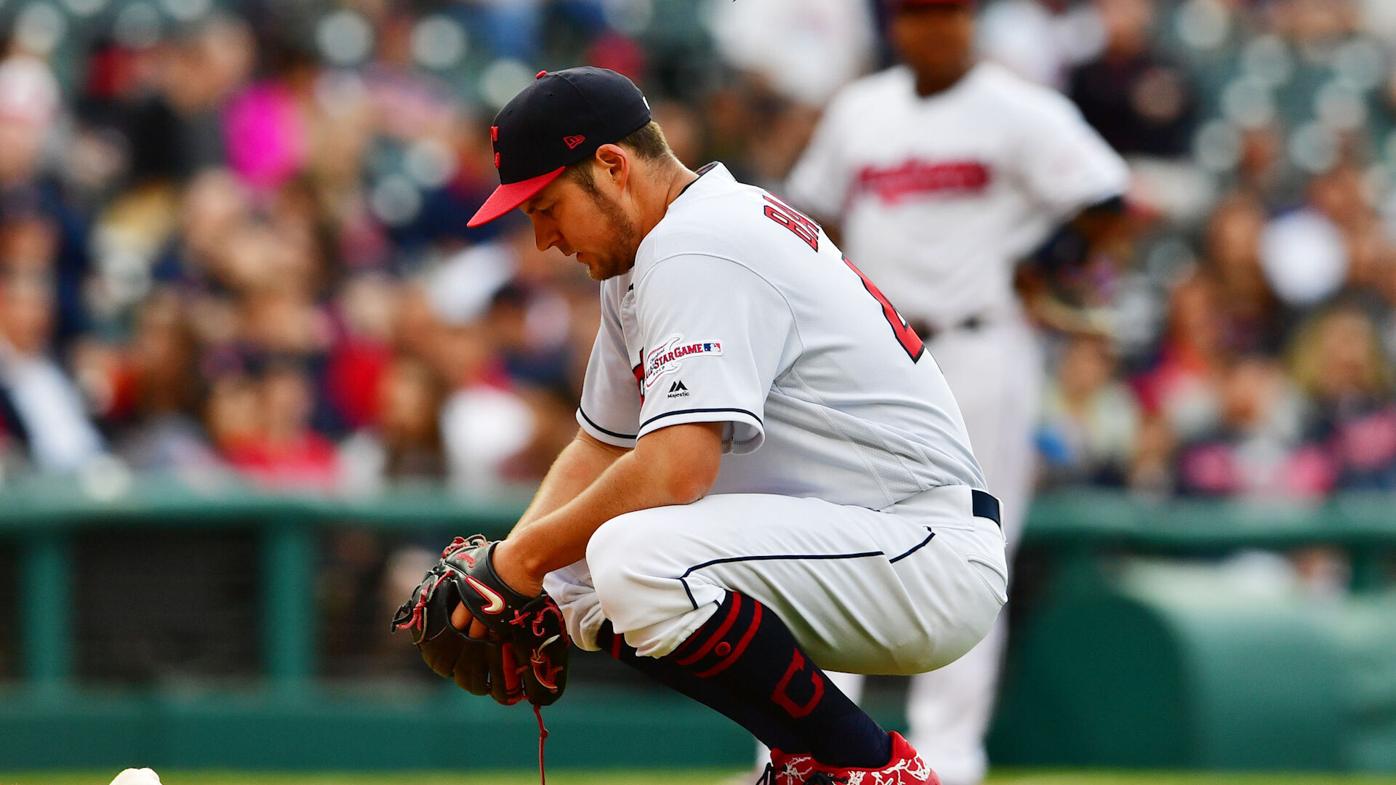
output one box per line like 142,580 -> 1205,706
544,163 -> 1007,686
784,61 -> 1129,785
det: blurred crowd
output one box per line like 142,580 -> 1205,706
0,0 -> 1394,506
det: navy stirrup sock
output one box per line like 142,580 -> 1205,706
596,621 -> 804,753
662,591 -> 891,768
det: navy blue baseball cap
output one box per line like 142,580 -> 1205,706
468,67 -> 652,228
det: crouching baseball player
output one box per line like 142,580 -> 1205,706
392,67 -> 1006,785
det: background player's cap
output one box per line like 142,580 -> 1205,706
467,66 -> 652,228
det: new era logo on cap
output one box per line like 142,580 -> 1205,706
467,66 -> 653,228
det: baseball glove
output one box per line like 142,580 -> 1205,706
391,534 -> 569,706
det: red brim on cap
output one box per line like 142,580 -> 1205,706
467,166 -> 566,228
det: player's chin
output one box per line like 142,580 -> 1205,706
582,257 -> 615,281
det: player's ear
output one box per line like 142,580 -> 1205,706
594,144 -> 628,191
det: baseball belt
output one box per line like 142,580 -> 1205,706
908,315 -> 986,343
971,489 -> 1001,529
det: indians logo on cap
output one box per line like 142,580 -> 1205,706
643,334 -> 723,390
564,134 -> 587,150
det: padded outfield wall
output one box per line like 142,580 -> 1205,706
0,476 -> 1392,772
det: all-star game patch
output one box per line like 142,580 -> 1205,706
643,335 -> 723,391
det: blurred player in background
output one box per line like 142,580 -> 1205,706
781,1 -> 1130,783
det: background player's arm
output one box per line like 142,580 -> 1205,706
1011,91 -> 1132,336
1017,195 -> 1132,336
511,429 -> 629,532
783,85 -> 854,250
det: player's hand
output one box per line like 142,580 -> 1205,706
451,538 -> 544,635
451,603 -> 490,640
395,534 -> 570,706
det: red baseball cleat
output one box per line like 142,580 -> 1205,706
761,733 -> 939,785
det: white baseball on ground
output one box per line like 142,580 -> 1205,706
109,768 -> 163,785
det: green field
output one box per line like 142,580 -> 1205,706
4,771 -> 1395,785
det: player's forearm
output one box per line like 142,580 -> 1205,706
512,431 -> 627,534
505,454 -> 695,580
497,423 -> 722,588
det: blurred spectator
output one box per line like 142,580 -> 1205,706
0,55 -> 93,348
0,57 -> 61,186
121,17 -> 255,186
224,44 -> 316,195
456,0 -> 546,62
84,290 -> 220,473
153,168 -> 250,289
1362,0 -> 1396,44
1134,274 -> 1228,442
0,272 -> 105,473
128,295 -> 217,467
708,0 -> 877,107
218,360 -> 339,489
325,274 -> 399,432
0,0 -> 1386,515
1173,355 -> 1317,498
1270,0 -> 1359,46
338,355 -> 449,493
1231,124 -> 1295,207
1067,0 -> 1199,159
1038,335 -> 1141,487
1290,306 -> 1396,490
1199,192 -> 1290,355
978,0 -> 1102,88
1259,165 -> 1367,308
204,371 -> 258,460
437,318 -> 536,493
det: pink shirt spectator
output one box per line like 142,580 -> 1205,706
224,83 -> 307,192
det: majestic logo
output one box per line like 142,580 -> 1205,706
563,134 -> 587,150
667,380 -> 689,399
644,335 -> 723,390
464,576 -> 505,614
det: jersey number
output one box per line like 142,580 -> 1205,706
763,196 -> 925,363
841,254 -> 925,362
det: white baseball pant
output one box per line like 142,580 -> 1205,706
827,316 -> 1042,785
543,485 -> 1007,681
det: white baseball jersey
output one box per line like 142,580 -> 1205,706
575,163 -> 985,511
785,62 -> 1129,328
